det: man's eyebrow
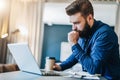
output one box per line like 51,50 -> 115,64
73,22 -> 79,24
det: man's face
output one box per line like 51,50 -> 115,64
70,12 -> 91,38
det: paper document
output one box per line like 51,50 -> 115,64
63,70 -> 100,80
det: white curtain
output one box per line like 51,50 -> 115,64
6,0 -> 44,66
0,0 -> 10,63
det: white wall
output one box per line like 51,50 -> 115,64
43,2 -> 118,26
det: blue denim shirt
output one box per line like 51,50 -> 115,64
60,20 -> 120,79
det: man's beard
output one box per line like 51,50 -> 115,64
77,21 -> 91,38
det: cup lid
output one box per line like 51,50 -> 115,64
46,57 -> 55,60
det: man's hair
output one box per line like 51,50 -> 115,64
65,0 -> 94,17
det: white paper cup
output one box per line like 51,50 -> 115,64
45,57 -> 55,71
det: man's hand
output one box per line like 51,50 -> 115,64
68,31 -> 79,45
53,64 -> 61,71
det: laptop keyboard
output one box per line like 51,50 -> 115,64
42,71 -> 60,76
40,70 -> 61,76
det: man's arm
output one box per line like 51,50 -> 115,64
59,52 -> 78,70
73,31 -> 118,74
53,52 -> 78,71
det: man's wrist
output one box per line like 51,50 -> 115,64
72,43 -> 79,50
69,41 -> 78,46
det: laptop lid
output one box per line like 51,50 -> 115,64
7,43 -> 42,75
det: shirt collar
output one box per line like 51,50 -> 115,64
89,19 -> 99,37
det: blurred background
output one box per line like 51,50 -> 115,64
0,0 -> 120,69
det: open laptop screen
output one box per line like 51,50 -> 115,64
7,43 -> 42,75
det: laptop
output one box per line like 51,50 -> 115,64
7,43 -> 65,76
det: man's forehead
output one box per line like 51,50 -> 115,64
69,13 -> 83,23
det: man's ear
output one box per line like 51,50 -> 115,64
87,14 -> 93,23
86,14 -> 94,27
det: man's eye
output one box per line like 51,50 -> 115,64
74,22 -> 78,24
76,22 -> 80,24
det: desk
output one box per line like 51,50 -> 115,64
0,71 -> 106,80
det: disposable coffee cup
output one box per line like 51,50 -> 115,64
45,57 -> 55,71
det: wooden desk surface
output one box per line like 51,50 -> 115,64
0,71 -> 106,80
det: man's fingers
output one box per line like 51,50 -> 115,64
53,64 -> 57,69
53,65 -> 56,69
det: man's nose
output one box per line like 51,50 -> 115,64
72,25 -> 77,31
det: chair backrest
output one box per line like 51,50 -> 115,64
60,42 -> 72,62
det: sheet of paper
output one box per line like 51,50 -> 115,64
63,70 -> 100,80
83,76 -> 100,80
